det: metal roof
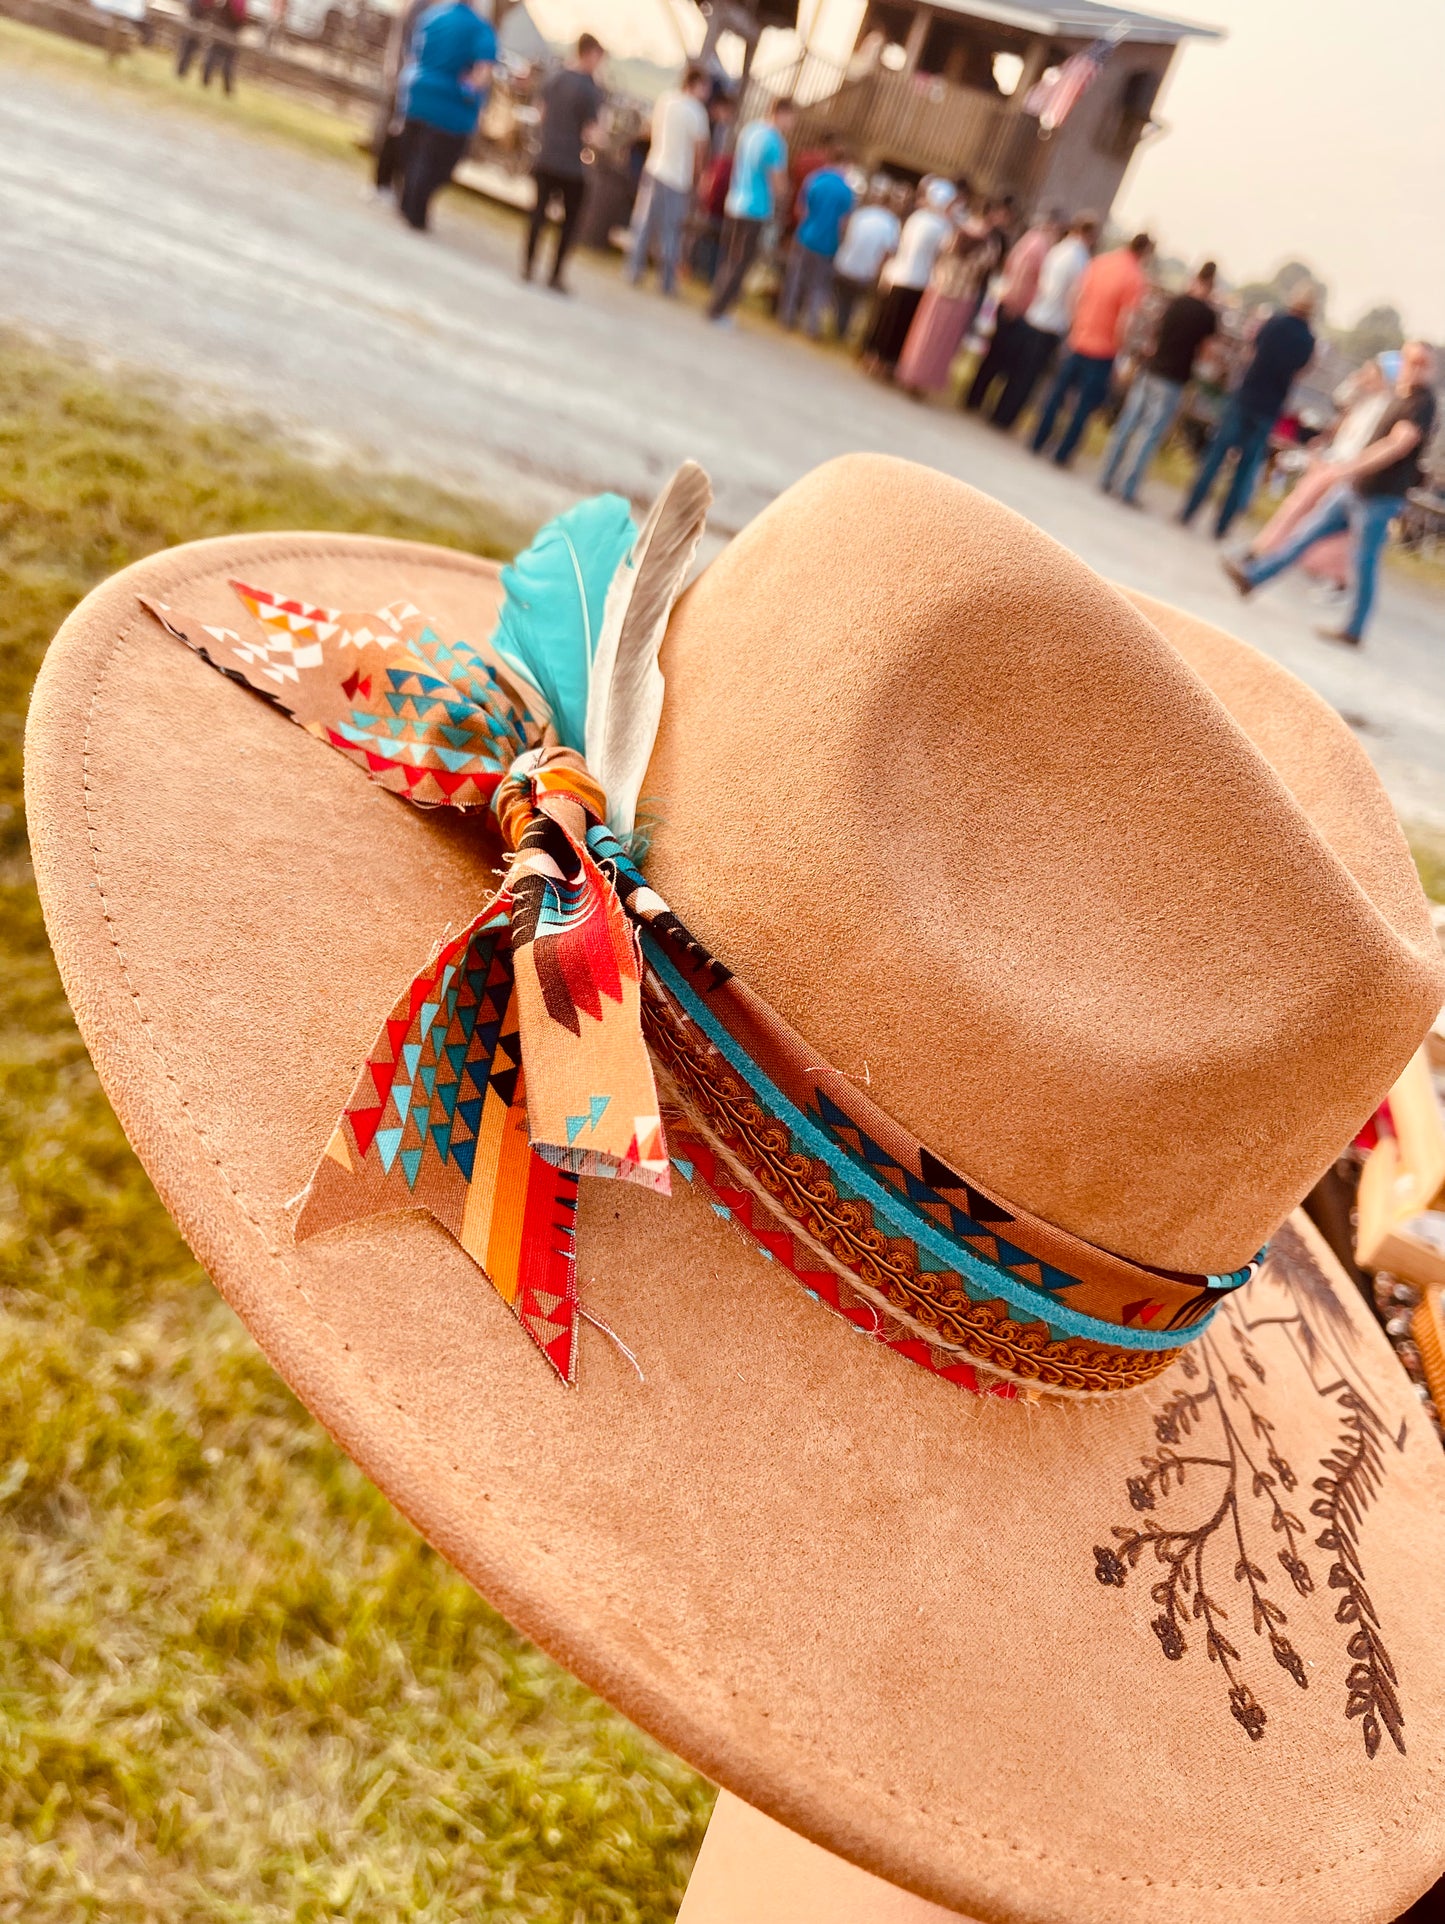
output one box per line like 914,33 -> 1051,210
918,0 -> 1223,43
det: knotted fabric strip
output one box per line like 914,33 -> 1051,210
140,470 -> 1262,1394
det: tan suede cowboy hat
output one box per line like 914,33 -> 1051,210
26,454 -> 1445,1923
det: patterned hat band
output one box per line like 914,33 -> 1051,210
140,465 -> 1260,1397
593,831 -> 1262,1399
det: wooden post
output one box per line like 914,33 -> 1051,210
1011,32 -> 1052,107
901,2 -> 931,78
677,1791 -> 967,1923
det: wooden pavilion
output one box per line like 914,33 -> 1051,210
744,0 -> 1221,221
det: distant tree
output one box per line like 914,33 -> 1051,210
1236,260 -> 1329,320
1335,303 -> 1407,362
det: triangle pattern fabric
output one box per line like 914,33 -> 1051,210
296,912 -> 581,1382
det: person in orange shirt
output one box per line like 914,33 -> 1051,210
1030,231 -> 1153,467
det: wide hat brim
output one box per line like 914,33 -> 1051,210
27,530 -> 1445,1924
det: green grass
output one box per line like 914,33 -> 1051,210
1406,824 -> 1445,905
0,333 -> 712,1922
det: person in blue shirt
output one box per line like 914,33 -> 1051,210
706,93 -> 796,323
778,141 -> 855,339
396,0 -> 496,233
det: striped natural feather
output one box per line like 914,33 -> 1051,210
585,460 -> 712,837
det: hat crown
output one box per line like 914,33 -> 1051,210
645,455 -> 1444,1272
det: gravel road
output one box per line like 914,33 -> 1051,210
6,54 -> 1445,815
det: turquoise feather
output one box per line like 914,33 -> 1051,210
492,493 -> 637,751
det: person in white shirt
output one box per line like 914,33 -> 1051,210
831,177 -> 902,343
990,211 -> 1098,429
626,64 -> 711,296
860,177 -> 957,376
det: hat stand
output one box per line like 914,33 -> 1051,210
677,1792 -> 966,1923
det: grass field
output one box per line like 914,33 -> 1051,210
0,334 -> 713,1924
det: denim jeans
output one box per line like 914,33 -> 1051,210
707,217 -> 765,320
779,240 -> 835,336
1030,350 -> 1115,465
1101,371 -> 1184,500
1241,486 -> 1401,639
1181,395 -> 1275,536
627,175 -> 690,295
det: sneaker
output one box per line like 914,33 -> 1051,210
1314,624 -> 1362,647
1220,557 -> 1254,598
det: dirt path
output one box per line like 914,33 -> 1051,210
7,52 -> 1445,816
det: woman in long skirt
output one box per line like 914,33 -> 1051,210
895,205 -> 1009,398
859,179 -> 957,376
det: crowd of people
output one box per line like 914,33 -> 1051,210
370,14 -> 1438,650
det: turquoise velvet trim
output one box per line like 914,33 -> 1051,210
644,936 -> 1208,1353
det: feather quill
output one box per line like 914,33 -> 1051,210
491,492 -> 637,750
585,461 -> 712,838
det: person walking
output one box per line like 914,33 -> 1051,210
524,34 -> 607,292
858,178 -> 957,377
778,139 -> 855,338
1100,260 -> 1218,504
894,196 -> 1012,399
372,0 -> 433,198
177,0 -> 244,92
963,211 -> 1062,417
202,0 -> 244,92
1244,356 -> 1393,586
175,0 -> 214,82
1031,231 -> 1152,466
626,63 -> 710,297
988,212 -> 1096,430
1179,286 -> 1316,538
1222,341 -> 1437,646
394,0 -> 496,233
829,178 -> 901,344
706,95 -> 796,324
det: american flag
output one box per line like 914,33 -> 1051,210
1023,35 -> 1120,134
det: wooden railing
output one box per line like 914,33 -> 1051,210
741,51 -> 1048,200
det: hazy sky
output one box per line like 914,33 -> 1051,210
531,0 -> 1445,337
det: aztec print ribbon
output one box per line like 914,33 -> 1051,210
141,466 -> 1261,1395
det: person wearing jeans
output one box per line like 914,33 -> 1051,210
1180,288 -> 1316,537
1177,393 -> 1279,538
1031,231 -> 1151,467
1100,372 -> 1184,501
707,95 -> 795,323
778,141 -> 854,338
1223,341 -> 1437,645
395,0 -> 496,233
990,213 -> 1095,429
1101,261 -> 1217,503
1029,349 -> 1116,465
1228,489 -> 1397,644
627,63 -> 710,296
964,214 -> 1062,417
779,236 -> 836,335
